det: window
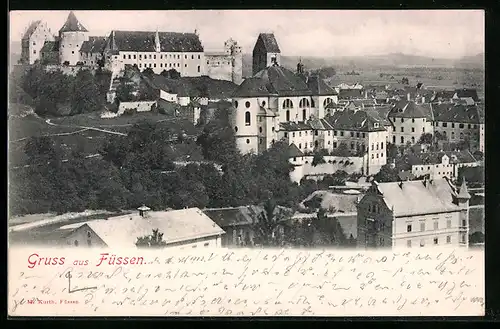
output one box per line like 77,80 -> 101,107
246,139 -> 250,144
235,126 -> 238,132
198,55 -> 201,59
401,127 -> 404,132
160,63 -> 163,67
286,110 -> 290,121
433,221 -> 439,230
340,131 -> 344,137
245,111 -> 251,126
185,55 -> 187,59
234,101 -> 239,108
350,142 -> 355,150
401,136 -> 404,144
459,123 -> 464,129
362,133 -> 366,138
401,118 -> 404,123
259,127 -> 262,133
334,131 -> 338,136
128,54 -> 131,59
284,132 -> 288,138
315,131 -> 319,136
33,41 -> 36,46
446,236 -> 451,244
185,64 -> 187,67
299,143 -> 302,149
303,109 -> 307,121
299,132 -> 302,137
74,240 -> 79,247
139,54 -> 142,59
87,231 -> 91,238
351,132 -> 355,137
451,132 -> 455,139
393,136 -> 396,143
323,98 -> 333,107
381,142 -> 384,149
407,240 -> 412,248
461,219 -> 467,227
245,101 -> 251,108
328,131 -> 331,136
371,154 -> 374,159
407,224 -> 412,232
376,153 -> 379,158
197,65 -> 201,72
376,143 -> 379,150
149,54 -> 152,59
139,63 -> 142,68
446,220 -> 451,229
420,240 -> 425,247
204,242 -> 210,247
411,127 -> 415,132
412,118 -> 415,123
380,153 -> 384,157
272,127 -> 275,132
299,98 -> 310,108
154,63 -> 156,68
461,233 -> 466,244
420,222 -> 425,231
292,132 -> 295,137
259,138 -> 263,144
283,99 -> 294,109
333,142 -> 337,148
310,142 -> 313,148
123,54 -> 126,59
411,136 -> 415,143
451,123 -> 455,128
262,101 -> 266,107
434,237 -> 439,245
442,122 -> 447,127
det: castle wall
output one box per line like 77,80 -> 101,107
21,23 -> 54,65
206,54 -> 233,81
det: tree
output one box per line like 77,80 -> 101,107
321,170 -> 349,186
142,67 -> 155,76
252,199 -> 291,247
312,151 -> 326,167
469,231 -> 484,244
418,133 -> 433,145
160,68 -> 181,79
386,142 -> 398,160
70,69 -> 102,114
136,79 -> 158,101
332,142 -> 351,157
136,229 -> 167,248
373,164 -> 399,182
115,80 -> 134,103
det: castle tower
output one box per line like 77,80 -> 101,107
20,21 -> 55,65
456,177 -> 471,247
58,11 -> 89,65
154,29 -> 161,53
252,33 -> 281,76
230,40 -> 243,85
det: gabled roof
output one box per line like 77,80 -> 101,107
108,30 -> 204,52
432,103 -> 480,124
22,21 -> 42,40
288,143 -> 304,158
370,179 -> 461,217
433,90 -> 456,101
308,117 -> 334,130
59,11 -> 88,34
232,77 -> 275,98
255,33 -> 281,53
457,178 -> 471,199
365,105 -> 393,126
406,150 -> 478,166
280,121 -> 312,132
75,208 -> 225,248
454,88 -> 479,101
80,36 -> 107,53
338,89 -> 363,99
306,76 -> 338,96
202,206 -> 256,227
253,65 -> 312,97
40,40 -> 60,52
388,100 -> 433,120
325,109 -> 386,132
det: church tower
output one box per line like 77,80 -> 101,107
252,33 -> 281,76
456,177 -> 471,247
58,11 -> 89,65
154,29 -> 161,53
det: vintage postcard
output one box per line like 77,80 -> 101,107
8,10 -> 485,317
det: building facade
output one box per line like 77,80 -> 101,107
357,178 -> 470,249
20,20 -> 55,65
252,33 -> 281,76
387,100 -> 434,146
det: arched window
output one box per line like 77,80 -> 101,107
401,136 -> 405,144
411,136 -> 415,143
234,100 -> 238,108
311,98 -> 316,108
283,99 -> 294,109
245,101 -> 251,108
286,110 -> 290,122
245,111 -> 251,126
460,132 -> 464,140
299,98 -> 310,108
74,240 -> 79,247
302,109 -> 307,121
259,127 -> 263,133
262,101 -> 266,107
323,98 -> 333,107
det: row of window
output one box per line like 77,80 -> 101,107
393,135 -> 416,144
123,53 -> 201,60
396,118 -> 426,123
407,236 -> 452,247
282,98 -> 334,109
395,126 -> 426,133
371,153 -> 384,159
435,122 -> 476,129
406,219 -> 466,232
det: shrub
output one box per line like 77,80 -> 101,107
123,108 -> 137,116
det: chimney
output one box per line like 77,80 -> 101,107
138,205 -> 151,218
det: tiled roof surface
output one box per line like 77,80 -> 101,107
59,12 -> 88,33
80,36 -> 107,53
373,179 -> 461,217
325,109 -> 386,132
308,117 -> 333,130
388,100 -> 433,120
406,150 -> 477,166
253,65 -> 312,96
22,21 -> 42,40
109,30 -> 204,52
81,208 -> 224,248
232,77 -> 276,97
455,88 -> 479,101
280,121 -> 312,131
338,89 -> 363,99
433,90 -> 456,101
306,76 -> 338,96
41,40 -> 59,52
288,143 -> 304,158
202,207 -> 255,227
365,106 -> 393,126
432,103 -> 480,124
256,33 -> 281,53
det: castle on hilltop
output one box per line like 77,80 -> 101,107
19,11 -> 243,84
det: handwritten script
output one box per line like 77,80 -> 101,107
8,248 -> 484,316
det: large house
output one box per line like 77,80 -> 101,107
357,178 -> 471,249
64,206 -> 225,249
21,11 -> 244,84
387,100 -> 434,146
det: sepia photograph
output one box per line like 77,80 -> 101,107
7,9 -> 485,317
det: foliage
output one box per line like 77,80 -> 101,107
418,133 -> 433,145
309,67 -> 336,79
457,166 -> 484,187
115,80 -> 135,103
469,231 -> 484,244
136,229 -> 167,248
311,151 -> 326,167
330,142 -> 351,157
160,69 -> 181,79
142,68 -> 155,76
373,164 -> 400,182
251,199 -> 291,247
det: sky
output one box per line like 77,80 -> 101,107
9,10 -> 484,58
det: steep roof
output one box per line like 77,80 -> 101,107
433,90 -> 456,101
308,117 -> 334,130
80,36 -> 107,53
253,65 -> 312,97
288,143 -> 304,158
231,77 -> 276,98
202,206 -> 256,227
280,121 -> 312,131
365,105 -> 393,126
338,89 -> 363,100
306,76 -> 338,96
457,178 -> 471,199
388,100 -> 433,120
325,109 -> 386,132
22,21 -> 42,40
40,40 -> 59,52
108,30 -> 204,52
432,103 -> 480,124
78,208 -> 225,248
59,11 -> 88,33
454,88 -> 479,101
255,33 -> 281,53
406,150 -> 478,166
371,179 -> 461,217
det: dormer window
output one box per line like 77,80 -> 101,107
374,123 -> 379,128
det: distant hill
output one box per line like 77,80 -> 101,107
242,52 -> 485,77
